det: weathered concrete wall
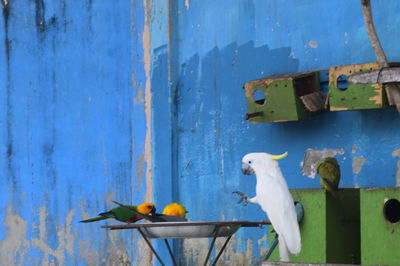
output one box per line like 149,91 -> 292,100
0,1 -> 152,265
150,0 -> 400,265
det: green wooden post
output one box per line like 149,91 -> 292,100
267,189 -> 360,264
360,187 -> 400,266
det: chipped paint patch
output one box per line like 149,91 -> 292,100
31,207 -> 76,265
131,72 -> 137,88
368,84 -> 383,105
392,149 -> 400,187
185,0 -> 190,9
143,0 -> 153,202
134,85 -> 144,103
182,238 -> 209,264
391,148 -> 400,157
136,154 -> 145,191
78,240 -> 100,266
308,41 -> 318,48
104,231 -> 131,266
301,148 -> 344,178
137,237 -> 153,266
182,236 -> 259,265
351,145 -> 357,154
396,161 -> 400,187
216,237 -> 254,265
352,156 -> 366,174
0,208 -> 29,265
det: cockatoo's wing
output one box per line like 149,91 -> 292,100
258,179 -> 301,255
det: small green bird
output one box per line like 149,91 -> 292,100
316,157 -> 341,198
80,202 -> 155,223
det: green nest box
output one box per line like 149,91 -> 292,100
360,187 -> 400,266
267,189 -> 360,264
243,71 -> 325,123
328,62 -> 388,111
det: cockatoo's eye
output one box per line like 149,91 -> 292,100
248,160 -> 252,164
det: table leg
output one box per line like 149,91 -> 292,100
203,226 -> 220,266
137,228 -> 165,266
210,234 -> 233,266
163,239 -> 178,266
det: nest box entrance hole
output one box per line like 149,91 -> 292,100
383,198 -> 400,223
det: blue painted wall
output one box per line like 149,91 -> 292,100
0,1 -> 152,264
1,0 -> 400,265
151,0 -> 400,264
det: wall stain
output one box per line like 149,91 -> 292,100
34,0 -> 46,33
2,0 -> 16,196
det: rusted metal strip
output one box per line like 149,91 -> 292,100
348,68 -> 400,84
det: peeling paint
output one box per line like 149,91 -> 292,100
104,232 -> 131,266
78,240 -> 100,266
137,238 -> 154,266
352,156 -> 366,174
31,207 -> 75,265
391,148 -> 400,157
136,154 -> 145,191
182,238 -> 210,264
308,41 -> 318,48
185,0 -> 190,9
396,161 -> 400,187
301,148 -> 344,178
134,85 -> 144,103
181,236 -> 262,265
0,208 -> 29,265
217,237 -> 254,265
351,145 -> 357,154
131,72 -> 137,88
368,84 -> 383,105
143,0 -> 153,203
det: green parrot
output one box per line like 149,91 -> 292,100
316,157 -> 341,198
80,202 -> 155,223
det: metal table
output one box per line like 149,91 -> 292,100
102,220 -> 270,266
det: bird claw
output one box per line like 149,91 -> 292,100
232,191 -> 249,206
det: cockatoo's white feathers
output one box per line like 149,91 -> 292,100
242,152 -> 301,261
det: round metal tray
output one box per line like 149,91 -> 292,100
140,222 -> 241,239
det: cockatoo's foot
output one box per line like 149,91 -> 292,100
232,191 -> 249,206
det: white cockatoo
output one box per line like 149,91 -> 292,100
234,152 -> 301,261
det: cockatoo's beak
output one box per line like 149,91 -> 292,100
242,163 -> 255,175
271,152 -> 288,160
